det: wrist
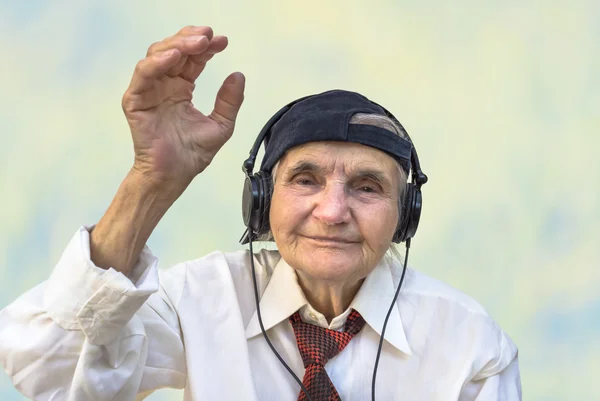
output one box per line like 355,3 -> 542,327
90,169 -> 180,274
128,164 -> 190,204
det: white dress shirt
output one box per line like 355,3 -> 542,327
0,226 -> 521,400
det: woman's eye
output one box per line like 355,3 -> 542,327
355,181 -> 382,193
295,177 -> 315,186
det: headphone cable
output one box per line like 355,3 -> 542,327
250,233 -> 410,401
248,235 -> 314,401
371,238 -> 411,401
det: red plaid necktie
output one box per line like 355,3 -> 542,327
289,309 -> 366,401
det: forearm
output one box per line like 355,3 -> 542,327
90,168 -> 182,275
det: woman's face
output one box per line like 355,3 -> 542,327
270,141 -> 401,284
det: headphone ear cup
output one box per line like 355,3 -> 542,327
242,175 -> 260,230
256,171 -> 273,236
393,184 -> 422,243
242,171 -> 273,239
405,185 -> 422,241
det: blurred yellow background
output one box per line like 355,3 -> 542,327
1,1 -> 598,400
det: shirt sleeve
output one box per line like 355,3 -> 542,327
459,329 -> 522,401
0,226 -> 187,401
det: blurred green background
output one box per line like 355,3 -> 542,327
1,1 -> 598,400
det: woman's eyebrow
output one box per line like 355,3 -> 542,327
286,161 -> 325,176
285,161 -> 393,187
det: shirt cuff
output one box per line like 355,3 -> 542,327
43,225 -> 159,345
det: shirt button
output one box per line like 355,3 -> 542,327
309,312 -> 318,321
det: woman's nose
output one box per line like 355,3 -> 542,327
312,184 -> 351,225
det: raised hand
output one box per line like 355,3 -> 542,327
122,25 -> 245,195
89,26 -> 245,274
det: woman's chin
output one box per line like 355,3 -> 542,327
295,252 -> 363,282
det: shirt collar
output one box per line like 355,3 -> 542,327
244,255 -> 412,356
349,257 -> 413,356
245,256 -> 308,339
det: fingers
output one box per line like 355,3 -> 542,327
127,25 -> 227,95
146,26 -> 214,57
145,27 -> 223,76
131,26 -> 228,89
127,49 -> 186,95
209,72 -> 246,129
180,36 -> 229,82
124,26 -> 234,109
189,35 -> 228,64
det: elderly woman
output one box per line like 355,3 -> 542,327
0,26 -> 520,400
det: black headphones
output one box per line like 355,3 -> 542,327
240,94 -> 428,245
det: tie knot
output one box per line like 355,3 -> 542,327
290,309 -> 366,368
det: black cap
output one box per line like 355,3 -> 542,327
259,89 -> 412,174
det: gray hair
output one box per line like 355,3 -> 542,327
259,112 -> 411,259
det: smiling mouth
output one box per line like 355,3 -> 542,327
304,236 -> 359,245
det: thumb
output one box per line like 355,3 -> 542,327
209,72 -> 245,129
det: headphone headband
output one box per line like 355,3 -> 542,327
243,94 -> 314,175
